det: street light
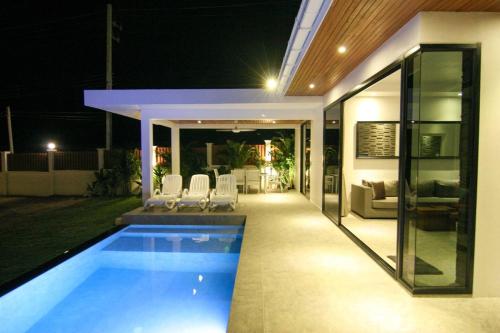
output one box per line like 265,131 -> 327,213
47,142 -> 57,151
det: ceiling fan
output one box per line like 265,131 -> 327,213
216,122 -> 256,133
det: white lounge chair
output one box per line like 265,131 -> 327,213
245,169 -> 261,193
231,168 -> 245,193
178,174 -> 210,210
144,174 -> 182,210
209,174 -> 238,211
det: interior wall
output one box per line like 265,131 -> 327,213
342,95 -> 400,208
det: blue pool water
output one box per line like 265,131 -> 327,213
0,225 -> 244,333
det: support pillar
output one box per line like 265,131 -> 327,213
171,126 -> 180,175
206,142 -> 213,168
141,117 -> 153,202
310,116 -> 324,209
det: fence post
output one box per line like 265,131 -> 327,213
0,152 -> 9,196
206,142 -> 213,168
97,148 -> 105,170
1,151 -> 9,173
48,151 -> 55,195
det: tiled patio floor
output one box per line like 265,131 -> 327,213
227,191 -> 500,333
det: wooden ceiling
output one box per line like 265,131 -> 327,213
286,0 -> 500,96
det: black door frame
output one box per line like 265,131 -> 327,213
300,121 -> 311,198
397,44 -> 481,294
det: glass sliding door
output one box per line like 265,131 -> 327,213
400,46 -> 479,292
301,121 -> 311,198
323,103 -> 341,223
340,69 -> 401,270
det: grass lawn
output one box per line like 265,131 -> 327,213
0,196 -> 141,286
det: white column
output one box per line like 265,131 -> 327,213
0,152 -> 8,196
141,117 -> 153,202
97,148 -> 105,170
309,114 -> 324,209
171,126 -> 180,175
206,142 -> 213,167
1,151 -> 9,173
294,126 -> 301,193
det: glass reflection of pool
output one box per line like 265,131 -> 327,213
0,225 -> 244,333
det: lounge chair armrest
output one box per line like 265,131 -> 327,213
210,189 -> 216,200
182,188 -> 189,197
153,189 -> 161,196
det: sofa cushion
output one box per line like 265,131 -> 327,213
435,180 -> 460,198
371,181 -> 386,200
384,180 -> 399,197
417,197 -> 459,205
372,196 -> 398,209
417,180 -> 435,197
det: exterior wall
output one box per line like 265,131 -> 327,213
321,11 -> 500,296
0,172 -> 7,196
309,113 -> 324,208
7,172 -> 54,196
53,171 -> 95,196
418,11 -> 500,298
3,171 -> 96,196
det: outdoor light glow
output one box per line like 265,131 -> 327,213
265,78 -> 278,90
338,45 -> 347,54
197,120 -> 202,124
47,142 -> 56,151
458,92 -> 463,96
309,83 -> 315,89
272,120 -> 276,124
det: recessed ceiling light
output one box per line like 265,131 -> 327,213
265,78 -> 278,91
261,114 -> 266,117
197,120 -> 202,124
338,45 -> 347,54
309,83 -> 315,89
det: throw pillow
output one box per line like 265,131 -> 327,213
371,181 -> 386,200
384,180 -> 399,197
417,180 -> 435,197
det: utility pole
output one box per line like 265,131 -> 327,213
105,3 -> 113,150
6,106 -> 14,153
105,3 -> 122,150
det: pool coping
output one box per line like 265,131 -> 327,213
0,225 -> 127,297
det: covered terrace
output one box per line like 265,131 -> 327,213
84,88 -> 324,207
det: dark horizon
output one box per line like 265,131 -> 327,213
0,1 -> 300,152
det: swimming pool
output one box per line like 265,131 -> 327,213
0,224 -> 244,333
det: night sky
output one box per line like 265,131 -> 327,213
0,1 -> 300,152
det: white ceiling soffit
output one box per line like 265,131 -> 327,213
277,0 -> 332,94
